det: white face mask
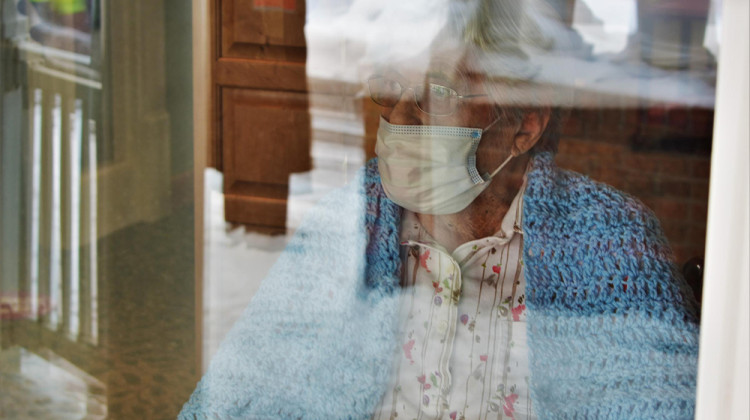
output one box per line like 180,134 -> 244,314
375,117 -> 514,215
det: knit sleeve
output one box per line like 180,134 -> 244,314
523,153 -> 700,420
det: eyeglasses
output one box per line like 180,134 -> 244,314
367,75 -> 488,116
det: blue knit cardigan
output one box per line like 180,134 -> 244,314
180,153 -> 700,420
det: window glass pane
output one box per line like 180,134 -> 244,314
1,0 -> 723,418
189,0 -> 719,418
0,1 -> 196,418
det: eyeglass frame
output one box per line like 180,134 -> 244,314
367,75 -> 488,117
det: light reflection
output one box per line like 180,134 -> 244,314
30,89 -> 43,321
2,0 -> 194,416
0,346 -> 107,419
572,0 -> 637,54
87,119 -> 98,345
49,94 -> 62,329
68,100 -> 83,339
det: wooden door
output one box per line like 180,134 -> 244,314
211,0 -> 312,230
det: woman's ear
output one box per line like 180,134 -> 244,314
512,109 -> 550,156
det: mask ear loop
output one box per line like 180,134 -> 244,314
483,115 -> 502,132
481,115 -> 517,179
488,153 -> 515,179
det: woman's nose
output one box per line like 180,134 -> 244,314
382,87 -> 424,125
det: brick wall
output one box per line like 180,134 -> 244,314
556,103 -> 713,265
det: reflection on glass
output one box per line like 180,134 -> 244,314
18,0 -> 99,57
0,346 -> 107,419
30,89 -> 43,321
50,93 -> 62,330
185,0 -> 716,418
572,0 -> 636,54
68,99 -> 82,339
2,0 -> 195,417
86,119 -> 98,345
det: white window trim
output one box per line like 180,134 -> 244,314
695,0 -> 750,419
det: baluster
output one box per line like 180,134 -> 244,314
49,93 -> 63,330
67,99 -> 83,340
87,119 -> 98,344
28,88 -> 43,321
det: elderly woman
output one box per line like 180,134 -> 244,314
180,1 -> 700,419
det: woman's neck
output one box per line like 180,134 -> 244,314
416,156 -> 529,253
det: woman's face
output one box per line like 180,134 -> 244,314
376,52 -> 521,179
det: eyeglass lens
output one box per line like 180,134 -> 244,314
368,76 -> 459,116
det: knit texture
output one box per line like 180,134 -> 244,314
523,152 -> 700,419
179,165 -> 402,420
180,154 -> 699,419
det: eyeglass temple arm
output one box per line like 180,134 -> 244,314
457,93 -> 489,99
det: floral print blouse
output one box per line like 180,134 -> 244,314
372,182 -> 536,420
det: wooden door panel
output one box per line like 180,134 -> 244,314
221,0 -> 306,58
222,88 -> 310,186
212,0 -> 311,228
233,0 -> 306,46
215,59 -> 307,90
224,182 -> 288,229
